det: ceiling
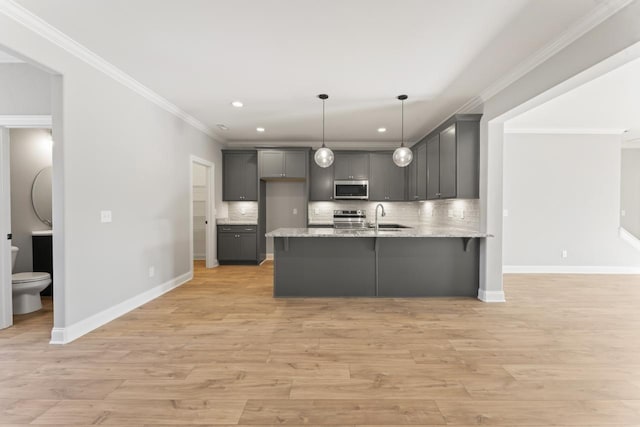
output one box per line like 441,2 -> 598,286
506,56 -> 640,143
14,0 -> 609,145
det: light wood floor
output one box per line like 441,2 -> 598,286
1,261 -> 640,425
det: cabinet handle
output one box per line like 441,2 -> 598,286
222,227 -> 231,231
245,228 -> 254,231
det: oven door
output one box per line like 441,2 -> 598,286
334,181 -> 369,200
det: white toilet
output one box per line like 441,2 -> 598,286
11,246 -> 51,315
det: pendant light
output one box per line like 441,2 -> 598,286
314,94 -> 334,168
393,94 -> 413,167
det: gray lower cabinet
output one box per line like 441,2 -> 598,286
223,151 -> 257,201
217,225 -> 257,263
406,142 -> 427,201
333,152 -> 369,180
309,151 -> 334,201
425,114 -> 481,200
369,152 -> 405,201
258,150 -> 307,179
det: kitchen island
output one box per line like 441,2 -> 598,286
266,226 -> 491,298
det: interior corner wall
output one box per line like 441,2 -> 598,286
0,15 -> 224,330
621,148 -> 640,238
9,128 -> 52,272
477,1 -> 640,293
0,63 -> 51,114
503,133 -> 640,269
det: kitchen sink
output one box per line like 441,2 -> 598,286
368,223 -> 412,229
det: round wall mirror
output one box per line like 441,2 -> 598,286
31,166 -> 52,227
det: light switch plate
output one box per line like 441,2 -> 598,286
293,208 -> 298,215
100,210 -> 112,223
148,266 -> 155,278
621,209 -> 626,217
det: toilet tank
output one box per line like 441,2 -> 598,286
11,246 -> 18,271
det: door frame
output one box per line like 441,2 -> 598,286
189,155 -> 217,272
0,116 -> 53,330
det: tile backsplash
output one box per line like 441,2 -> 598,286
308,199 -> 480,229
226,201 -> 259,222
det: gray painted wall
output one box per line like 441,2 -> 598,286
621,148 -> 640,239
0,63 -> 51,115
9,128 -> 52,273
503,133 -> 640,268
266,181 -> 305,254
1,17 -> 225,328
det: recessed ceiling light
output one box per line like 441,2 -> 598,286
256,127 -> 265,132
216,124 -> 229,131
378,127 -> 387,133
231,101 -> 243,108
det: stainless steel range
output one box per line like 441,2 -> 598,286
333,209 -> 367,229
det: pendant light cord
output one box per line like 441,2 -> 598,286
322,98 -> 326,148
401,98 -> 404,147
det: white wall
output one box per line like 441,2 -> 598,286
503,133 -> 640,271
477,1 -> 640,298
0,12 -> 224,338
0,63 -> 51,115
9,128 -> 52,272
621,148 -> 640,238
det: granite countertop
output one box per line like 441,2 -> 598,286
216,219 -> 258,225
266,225 -> 491,238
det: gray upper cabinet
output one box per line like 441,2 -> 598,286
426,135 -> 440,199
425,114 -> 481,200
370,152 -> 405,201
258,150 -> 307,179
406,142 -> 427,201
334,152 -> 369,180
309,151 -> 334,201
223,150 -> 257,201
439,124 -> 457,199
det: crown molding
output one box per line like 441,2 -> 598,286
0,0 -> 222,141
474,0 -> 634,109
0,115 -> 51,128
504,127 -> 626,135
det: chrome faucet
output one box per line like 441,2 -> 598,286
374,203 -> 386,231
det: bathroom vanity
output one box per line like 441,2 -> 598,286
32,231 -> 53,296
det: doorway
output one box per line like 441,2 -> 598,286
190,156 -> 217,271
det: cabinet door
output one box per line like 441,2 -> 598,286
426,136 -> 440,200
260,151 -> 284,178
224,153 -> 250,201
333,153 -> 369,180
243,152 -> 258,200
350,153 -> 370,180
416,142 -> 428,200
217,233 -> 237,261
368,153 -> 387,201
387,155 -> 406,201
406,151 -> 417,200
284,151 -> 306,178
439,124 -> 457,199
333,153 -> 352,180
238,233 -> 257,260
309,154 -> 334,201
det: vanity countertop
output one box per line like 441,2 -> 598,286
32,230 -> 53,237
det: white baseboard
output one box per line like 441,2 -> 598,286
49,271 -> 192,344
503,265 -> 640,274
477,289 -> 506,302
266,253 -> 274,260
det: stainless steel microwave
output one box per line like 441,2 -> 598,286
334,180 -> 369,200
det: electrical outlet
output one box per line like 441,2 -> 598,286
148,266 -> 155,277
100,210 -> 112,223
293,208 -> 298,215
621,209 -> 626,217
240,208 -> 246,215
503,209 -> 509,217
562,250 -> 568,259
314,208 -> 320,214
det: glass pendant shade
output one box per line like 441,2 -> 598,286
314,146 -> 334,168
315,94 -> 334,168
393,145 -> 413,167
